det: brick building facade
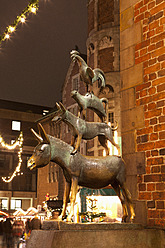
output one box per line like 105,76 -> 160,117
120,0 -> 165,227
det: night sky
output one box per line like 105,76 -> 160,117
0,0 -> 87,107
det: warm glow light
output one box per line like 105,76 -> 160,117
31,7 -> 37,13
86,195 -> 122,221
103,150 -> 106,157
13,207 -> 38,216
0,0 -> 39,46
114,130 -> 118,155
20,17 -> 26,23
1,132 -> 24,183
5,34 -> 10,39
9,26 -> 15,32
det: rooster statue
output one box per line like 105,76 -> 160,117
70,50 -> 106,92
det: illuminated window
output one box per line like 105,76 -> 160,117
72,74 -> 79,91
1,199 -> 8,210
43,110 -> 49,116
10,199 -> 21,210
108,112 -> 114,125
12,121 -> 21,131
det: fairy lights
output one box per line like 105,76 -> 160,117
1,132 -> 24,183
0,0 -> 39,45
20,16 -> 26,23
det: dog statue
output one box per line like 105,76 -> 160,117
52,102 -> 120,155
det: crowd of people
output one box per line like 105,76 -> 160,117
0,216 -> 41,248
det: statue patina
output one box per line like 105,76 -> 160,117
71,90 -> 108,122
70,50 -> 106,92
27,50 -> 135,224
52,102 -> 120,156
28,123 -> 135,223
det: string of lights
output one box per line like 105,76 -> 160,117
1,132 -> 24,183
0,0 -> 39,45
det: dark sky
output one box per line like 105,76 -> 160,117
0,0 -> 87,107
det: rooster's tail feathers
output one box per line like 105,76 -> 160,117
92,68 -> 106,88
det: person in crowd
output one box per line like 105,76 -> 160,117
3,218 -> 13,248
24,218 -> 32,241
0,220 -> 3,235
25,218 -> 31,234
31,215 -> 41,230
12,218 -> 24,247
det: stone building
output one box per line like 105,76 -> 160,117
87,0 -> 121,156
120,0 -> 165,228
0,99 -> 50,214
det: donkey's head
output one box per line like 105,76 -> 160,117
52,102 -> 66,123
27,123 -> 51,170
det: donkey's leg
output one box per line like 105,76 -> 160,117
70,135 -> 76,147
82,109 -> 86,120
67,177 -> 78,222
111,182 -> 128,222
71,135 -> 82,155
98,136 -> 109,155
59,181 -> 71,220
121,182 -> 135,222
78,107 -> 82,118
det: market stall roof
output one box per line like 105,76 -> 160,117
13,207 -> 38,217
0,211 -> 9,218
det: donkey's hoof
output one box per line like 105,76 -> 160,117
66,216 -> 73,222
71,150 -> 77,155
121,216 -> 127,223
130,215 -> 135,223
58,215 -> 63,221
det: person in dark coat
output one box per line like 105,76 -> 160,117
3,218 -> 13,248
13,218 -> 24,247
31,216 -> 41,230
25,218 -> 31,234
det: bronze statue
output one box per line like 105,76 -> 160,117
71,90 -> 108,122
28,123 -> 135,223
70,50 -> 106,92
52,102 -> 120,155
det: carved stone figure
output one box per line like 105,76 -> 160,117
70,50 -> 106,92
52,102 -> 120,155
27,123 -> 135,223
71,90 -> 108,122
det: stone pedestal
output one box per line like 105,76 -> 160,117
27,221 -> 165,248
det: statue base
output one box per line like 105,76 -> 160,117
27,221 -> 165,248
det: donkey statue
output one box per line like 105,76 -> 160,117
28,123 -> 135,223
52,102 -> 120,155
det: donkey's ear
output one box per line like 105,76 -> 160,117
31,128 -> 43,143
37,123 -> 50,144
58,102 -> 66,112
56,102 -> 61,110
